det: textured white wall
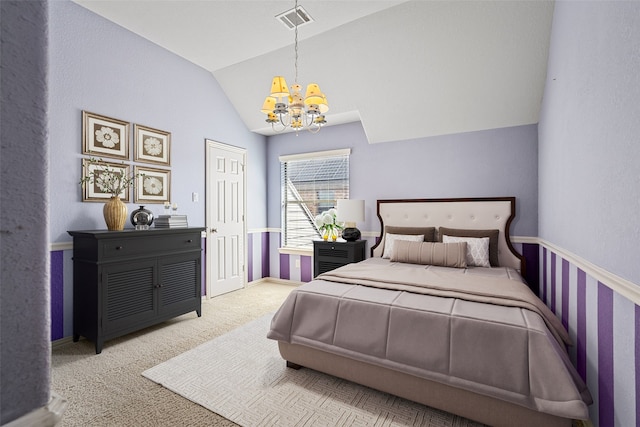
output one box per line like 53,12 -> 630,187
538,1 -> 640,285
0,1 -> 51,423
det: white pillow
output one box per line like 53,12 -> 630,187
382,233 -> 424,259
442,235 -> 491,268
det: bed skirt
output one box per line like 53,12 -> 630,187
277,342 -> 573,427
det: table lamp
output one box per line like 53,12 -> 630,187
337,199 -> 365,241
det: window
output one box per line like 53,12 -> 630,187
280,149 -> 350,250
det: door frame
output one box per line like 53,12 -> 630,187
204,139 -> 248,299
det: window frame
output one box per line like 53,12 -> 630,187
279,148 -> 351,252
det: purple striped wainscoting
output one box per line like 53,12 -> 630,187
248,233 -> 253,282
562,259 -> 570,330
540,245 -> 638,427
542,246 -> 548,304
279,253 -> 290,280
550,251 -> 557,313
201,237 -> 206,296
300,255 -> 312,283
277,252 -> 313,283
577,269 -> 587,381
597,283 -> 614,427
50,250 -> 64,341
637,305 -> 640,426
521,243 -> 540,295
248,231 -> 271,283
262,232 -> 270,279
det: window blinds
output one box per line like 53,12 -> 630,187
281,149 -> 350,249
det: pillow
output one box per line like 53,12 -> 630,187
384,226 -> 436,242
438,227 -> 500,266
391,240 -> 467,268
382,233 -> 424,259
442,235 -> 491,268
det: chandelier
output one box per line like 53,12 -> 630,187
260,0 -> 328,134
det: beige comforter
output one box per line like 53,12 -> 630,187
318,258 -> 571,348
268,258 -> 592,420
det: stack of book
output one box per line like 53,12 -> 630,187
154,214 -> 188,228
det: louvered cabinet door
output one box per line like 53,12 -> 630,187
158,252 -> 202,318
101,258 -> 157,341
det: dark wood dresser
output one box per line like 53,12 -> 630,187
68,227 -> 205,353
313,239 -> 366,278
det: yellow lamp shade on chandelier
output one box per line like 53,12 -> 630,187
270,76 -> 290,98
304,83 -> 328,113
260,0 -> 328,134
262,78 -> 329,133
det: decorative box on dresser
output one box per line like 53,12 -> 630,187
67,227 -> 205,354
313,239 -> 367,278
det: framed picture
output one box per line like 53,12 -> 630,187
82,111 -> 130,160
134,124 -> 171,165
81,158 -> 130,202
134,166 -> 171,204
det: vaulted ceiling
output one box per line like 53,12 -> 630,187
73,1 -> 555,144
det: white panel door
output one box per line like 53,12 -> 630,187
206,140 -> 246,297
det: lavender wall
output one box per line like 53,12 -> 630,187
538,2 -> 640,425
0,1 -> 51,423
267,122 -> 538,236
266,122 -> 539,274
538,1 -> 640,285
48,0 -> 268,244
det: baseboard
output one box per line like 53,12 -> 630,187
246,278 -> 269,287
51,336 -> 74,348
249,277 -> 302,287
3,392 -> 67,427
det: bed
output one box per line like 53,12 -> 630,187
267,197 -> 592,427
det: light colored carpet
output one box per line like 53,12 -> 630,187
51,281 -> 297,427
142,314 -> 484,427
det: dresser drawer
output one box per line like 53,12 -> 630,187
317,244 -> 350,258
102,233 -> 201,259
313,240 -> 366,277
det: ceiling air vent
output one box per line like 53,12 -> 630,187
276,6 -> 314,30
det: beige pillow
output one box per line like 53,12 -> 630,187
382,233 -> 424,259
391,240 -> 468,268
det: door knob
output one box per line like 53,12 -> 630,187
210,228 -> 217,233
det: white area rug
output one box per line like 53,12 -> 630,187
142,314 -> 483,427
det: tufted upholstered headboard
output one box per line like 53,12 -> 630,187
371,197 -> 524,274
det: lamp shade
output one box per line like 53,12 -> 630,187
304,83 -> 324,105
270,76 -> 290,98
261,96 -> 276,114
318,95 -> 329,113
336,199 -> 365,222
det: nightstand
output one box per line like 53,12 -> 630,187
313,239 -> 366,277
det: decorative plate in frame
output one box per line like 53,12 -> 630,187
82,111 -> 129,160
134,166 -> 171,204
81,158 -> 131,202
134,124 -> 171,166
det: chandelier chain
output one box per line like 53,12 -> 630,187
294,0 -> 299,83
